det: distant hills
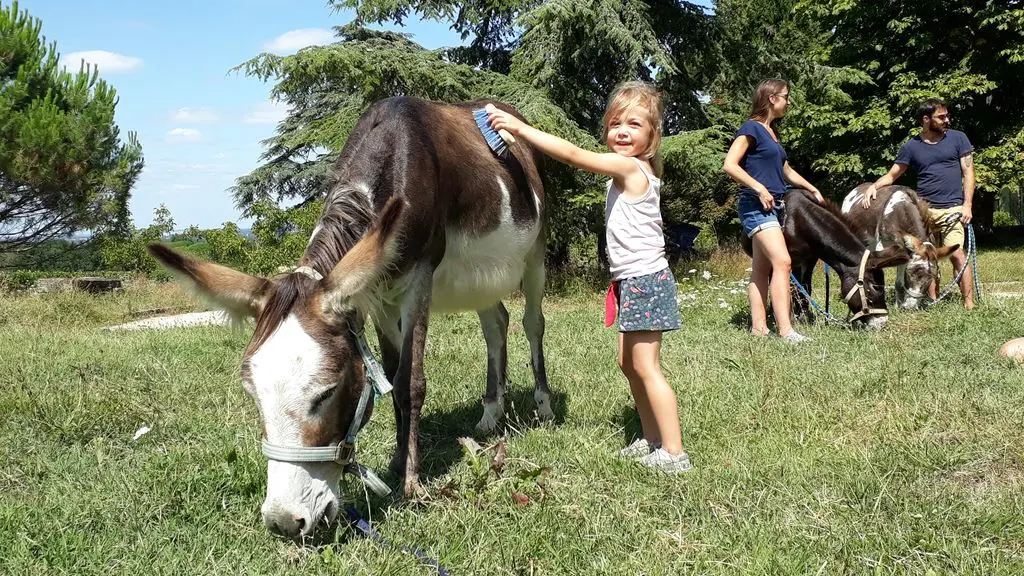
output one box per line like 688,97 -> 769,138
60,228 -> 255,242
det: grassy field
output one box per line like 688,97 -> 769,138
2,247 -> 1023,575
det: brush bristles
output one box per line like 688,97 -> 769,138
473,108 -> 509,157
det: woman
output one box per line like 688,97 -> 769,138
722,79 -> 823,342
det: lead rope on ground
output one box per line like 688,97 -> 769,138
345,504 -> 452,575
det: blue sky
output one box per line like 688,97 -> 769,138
22,0 -> 465,230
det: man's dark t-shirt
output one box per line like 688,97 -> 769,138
895,129 -> 973,209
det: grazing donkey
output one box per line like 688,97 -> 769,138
148,96 -> 552,538
841,183 -> 958,309
744,188 -> 911,329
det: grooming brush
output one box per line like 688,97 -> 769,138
472,103 -> 516,158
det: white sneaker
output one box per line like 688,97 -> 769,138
782,331 -> 811,343
618,438 -> 657,459
639,448 -> 693,474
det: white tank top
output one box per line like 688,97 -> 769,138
604,157 -> 669,280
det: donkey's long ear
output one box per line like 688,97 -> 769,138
147,243 -> 270,320
321,197 -> 405,317
867,245 -> 911,269
901,234 -> 924,255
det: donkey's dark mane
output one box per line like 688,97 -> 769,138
818,196 -> 860,230
301,185 -> 377,277
248,186 -> 377,351
248,275 -> 319,351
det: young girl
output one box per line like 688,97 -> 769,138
722,79 -> 823,343
488,81 -> 691,474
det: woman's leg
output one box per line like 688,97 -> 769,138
748,233 -> 773,335
753,227 -> 797,336
621,330 -> 683,455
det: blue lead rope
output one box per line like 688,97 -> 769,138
789,266 -> 843,324
345,505 -> 451,575
926,222 -> 980,307
970,223 -> 981,305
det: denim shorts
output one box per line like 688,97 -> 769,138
738,192 -> 786,238
612,268 -> 681,333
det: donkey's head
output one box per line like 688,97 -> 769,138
838,245 -> 911,330
147,198 -> 404,540
896,234 -> 958,309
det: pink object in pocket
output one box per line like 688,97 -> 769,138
604,280 -> 620,328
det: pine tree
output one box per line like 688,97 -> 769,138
0,1 -> 143,250
231,2 -> 729,263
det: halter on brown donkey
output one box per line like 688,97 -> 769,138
743,188 -> 911,329
148,96 -> 553,539
840,184 -> 959,309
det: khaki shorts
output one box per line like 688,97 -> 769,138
928,206 -> 965,252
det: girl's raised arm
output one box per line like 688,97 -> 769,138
487,107 -> 638,182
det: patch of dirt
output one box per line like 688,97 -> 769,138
931,460 -> 1024,503
102,310 -> 232,331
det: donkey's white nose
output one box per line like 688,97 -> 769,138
900,297 -> 920,310
866,315 -> 888,331
262,501 -> 312,539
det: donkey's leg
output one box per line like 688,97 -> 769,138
894,263 -> 908,305
372,307 -> 404,477
390,264 -> 433,496
475,302 -> 509,432
791,259 -> 815,324
803,260 -> 820,323
522,245 -> 552,421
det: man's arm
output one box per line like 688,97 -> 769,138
960,153 -> 975,224
860,163 -> 908,208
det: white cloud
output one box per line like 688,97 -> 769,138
166,128 -> 203,143
164,162 -> 232,175
263,28 -> 335,55
171,107 -> 219,123
60,50 -> 142,74
244,100 -> 290,125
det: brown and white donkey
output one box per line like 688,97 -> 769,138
148,96 -> 553,538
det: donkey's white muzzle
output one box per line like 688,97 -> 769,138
262,460 -> 342,538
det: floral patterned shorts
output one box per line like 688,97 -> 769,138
605,267 -> 681,333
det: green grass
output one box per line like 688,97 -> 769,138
2,248 -> 1023,575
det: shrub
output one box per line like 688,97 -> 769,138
993,210 -> 1019,228
4,270 -> 38,291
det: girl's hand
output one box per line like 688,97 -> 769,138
757,186 -> 775,211
486,104 -> 525,136
808,187 -> 825,204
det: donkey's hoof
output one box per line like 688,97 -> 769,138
474,412 -> 500,433
534,391 -> 554,421
403,478 -> 427,500
475,399 -> 504,432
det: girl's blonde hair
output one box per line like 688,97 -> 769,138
602,81 -> 664,176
